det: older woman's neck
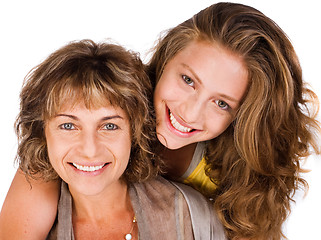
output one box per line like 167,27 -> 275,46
69,180 -> 132,222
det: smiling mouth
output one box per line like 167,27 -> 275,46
71,163 -> 108,172
169,111 -> 194,133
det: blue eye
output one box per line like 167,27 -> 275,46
60,123 -> 75,130
104,123 -> 118,130
215,100 -> 229,110
182,75 -> 194,87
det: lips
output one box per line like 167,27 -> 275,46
169,112 -> 193,133
168,109 -> 196,134
71,162 -> 108,172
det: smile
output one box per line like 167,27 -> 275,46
169,111 -> 193,133
72,163 -> 106,172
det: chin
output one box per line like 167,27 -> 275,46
156,133 -> 189,150
68,182 -> 105,196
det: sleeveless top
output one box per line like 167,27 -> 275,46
180,142 -> 218,197
47,176 -> 226,240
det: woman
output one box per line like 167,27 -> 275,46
2,39 -> 225,239
147,3 -> 320,239
1,2 -> 320,240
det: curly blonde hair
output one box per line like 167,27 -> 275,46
147,3 -> 320,239
16,39 -> 161,183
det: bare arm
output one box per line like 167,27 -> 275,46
0,169 -> 60,240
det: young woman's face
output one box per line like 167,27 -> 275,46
45,101 -> 131,196
154,40 -> 248,149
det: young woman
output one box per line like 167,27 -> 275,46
147,3 -> 320,239
0,3 -> 320,240
1,39 -> 225,239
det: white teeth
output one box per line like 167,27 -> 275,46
169,112 -> 192,133
72,163 -> 105,172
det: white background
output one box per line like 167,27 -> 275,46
0,1 -> 320,239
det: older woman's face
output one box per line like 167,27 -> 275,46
45,101 -> 131,196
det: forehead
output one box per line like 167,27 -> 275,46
44,72 -> 125,115
54,100 -> 128,120
168,40 -> 248,101
173,40 -> 246,75
46,88 -> 127,120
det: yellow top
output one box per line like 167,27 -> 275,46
180,142 -> 217,197
182,156 -> 217,197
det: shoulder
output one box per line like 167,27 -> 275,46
131,175 -> 209,204
0,170 -> 60,240
129,176 -> 194,239
130,176 -> 179,205
131,177 -> 226,240
47,181 -> 73,240
172,181 -> 226,240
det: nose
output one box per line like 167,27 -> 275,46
178,95 -> 204,124
78,130 -> 100,159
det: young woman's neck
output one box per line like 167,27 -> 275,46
161,142 -> 197,180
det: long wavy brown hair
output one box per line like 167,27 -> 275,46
16,39 -> 161,183
147,2 -> 320,240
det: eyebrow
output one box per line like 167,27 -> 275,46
218,93 -> 240,104
181,63 -> 240,104
182,63 -> 203,86
55,114 -> 124,121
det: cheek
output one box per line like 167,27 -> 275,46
153,85 -> 162,106
154,78 -> 168,101
154,76 -> 182,104
206,115 -> 233,137
45,135 -> 55,162
46,135 -> 68,169
108,134 -> 131,166
46,141 -> 62,168
123,137 -> 132,162
45,128 -> 58,162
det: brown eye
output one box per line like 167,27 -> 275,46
215,100 -> 229,110
182,75 -> 194,87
